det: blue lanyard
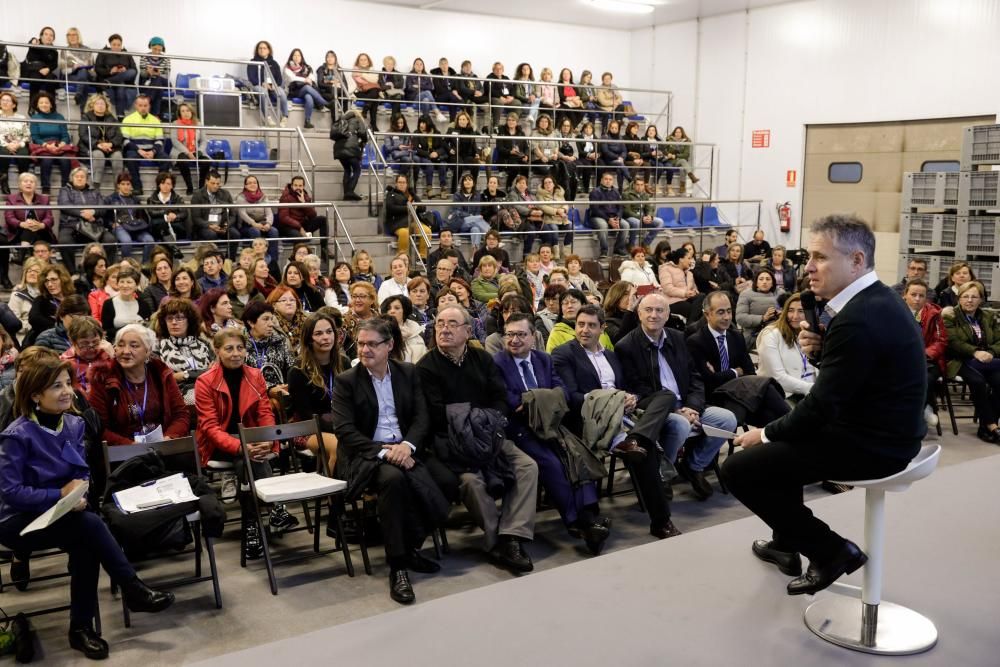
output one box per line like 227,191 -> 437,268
249,337 -> 264,368
325,370 -> 335,400
797,344 -> 814,379
127,379 -> 148,425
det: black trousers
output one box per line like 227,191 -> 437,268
926,362 -> 941,408
625,391 -> 677,527
721,441 -> 908,563
720,383 -> 791,428
960,359 -> 1000,426
0,510 -> 136,626
370,463 -> 430,560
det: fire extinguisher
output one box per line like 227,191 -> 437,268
777,202 -> 792,233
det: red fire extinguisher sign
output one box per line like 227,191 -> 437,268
778,202 -> 792,233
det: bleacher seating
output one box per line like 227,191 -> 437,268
678,206 -> 699,227
239,140 -> 277,169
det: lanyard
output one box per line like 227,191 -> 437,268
326,370 -> 335,400
127,379 -> 148,425
249,337 -> 264,368
796,343 -> 814,379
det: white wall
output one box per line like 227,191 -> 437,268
4,1 -> 632,88
640,0 -> 1000,245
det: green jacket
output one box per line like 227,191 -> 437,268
470,276 -> 499,305
545,321 -> 612,354
943,307 -> 1000,378
623,189 -> 655,219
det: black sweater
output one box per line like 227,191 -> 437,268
416,346 -> 508,439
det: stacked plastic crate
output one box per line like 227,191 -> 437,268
901,124 -> 1000,297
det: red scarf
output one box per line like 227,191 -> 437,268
176,118 -> 197,153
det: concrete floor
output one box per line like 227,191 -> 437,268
7,420 -> 998,666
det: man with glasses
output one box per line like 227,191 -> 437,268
417,305 -> 539,573
429,256 -> 457,299
493,314 -> 610,555
333,319 -> 450,605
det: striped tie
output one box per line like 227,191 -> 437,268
717,334 -> 729,372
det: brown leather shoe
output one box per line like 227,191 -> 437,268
650,519 -> 682,539
613,437 -> 647,464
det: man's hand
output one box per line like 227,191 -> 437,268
382,443 -> 413,467
209,224 -> 223,234
734,428 -> 763,449
677,407 -> 700,426
623,393 -> 638,413
248,441 -> 273,461
974,350 -> 994,363
798,320 -> 824,359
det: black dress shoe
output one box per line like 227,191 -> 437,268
10,558 -> 30,591
490,537 -> 533,573
613,437 -> 647,465
678,459 -> 713,500
407,550 -> 441,574
787,540 -> 867,596
389,569 -> 415,605
650,519 -> 682,539
580,519 -> 611,556
69,625 -> 109,660
976,425 -> 1000,444
751,539 -> 802,576
121,576 -> 175,613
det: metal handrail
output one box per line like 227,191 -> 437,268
404,201 -> 431,274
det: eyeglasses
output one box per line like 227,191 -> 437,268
357,339 -> 389,349
276,297 -> 297,305
165,314 -> 187,322
75,339 -> 101,351
503,331 -> 531,340
351,294 -> 371,300
959,294 -> 982,301
436,320 -> 469,331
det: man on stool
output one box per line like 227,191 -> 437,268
723,215 -> 925,595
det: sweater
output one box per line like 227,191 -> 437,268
29,111 -> 72,145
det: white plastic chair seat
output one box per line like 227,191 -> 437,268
830,444 -> 941,493
206,460 -> 235,470
185,510 -> 201,523
254,472 -> 346,504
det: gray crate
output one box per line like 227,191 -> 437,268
961,125 -> 1000,170
958,170 -> 1000,211
902,172 -> 961,209
898,213 -> 958,252
897,254 -> 942,286
969,260 -> 997,295
956,215 -> 1000,257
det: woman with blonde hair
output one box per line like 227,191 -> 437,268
9,257 -> 45,336
352,52 -> 382,127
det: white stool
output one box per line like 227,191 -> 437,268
804,443 -> 941,655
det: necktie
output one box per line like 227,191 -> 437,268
717,334 -> 729,372
820,304 -> 836,327
520,359 -> 538,390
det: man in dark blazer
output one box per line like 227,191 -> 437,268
553,305 -> 681,539
332,319 -> 450,606
615,292 -> 738,500
494,314 -> 610,554
725,215 -> 926,596
687,291 -> 789,426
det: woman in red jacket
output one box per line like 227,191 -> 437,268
194,328 -> 298,561
87,323 -> 190,445
903,279 -> 947,427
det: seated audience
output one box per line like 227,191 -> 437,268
535,176 -> 569,257
937,261 -> 977,309
484,294 -> 545,355
191,171 -> 239,260
61,316 -> 114,394
902,280 -> 946,427
88,324 -> 190,445
248,40 -> 289,127
267,286 -> 306,356
761,245 -> 796,294
693,251 -> 732,295
473,229 -> 512,272
155,297 -> 213,404
94,34 -> 137,119
416,305 -> 540,572
103,172 -> 154,261
380,295 -> 427,363
664,126 -> 698,194
553,304 -> 681,538
471,256 -> 501,304
494,313 -> 610,554
0,353 -> 173,660
168,266 -> 201,304
546,289 -> 611,353
449,173 -> 490,246
195,328 -> 297,561
9,257 -> 44,333
446,278 -> 488,343
139,255 -> 172,314
384,174 -> 433,259
496,112 -> 530,190
755,292 -> 817,402
168,102 -> 208,195
943,280 -> 1000,443
658,247 -> 698,320
6,174 -> 56,265
228,267 -> 261,321
378,256 -> 411,304
287,313 -> 342,473
317,50 -> 350,115
199,288 -> 244,338
27,264 -> 74,347
892,257 -> 937,302
602,281 -> 639,343
719,242 -> 751,297
618,247 -> 658,287
277,176 -> 330,264
121,95 -> 167,194
77,93 -> 124,191
197,249 -> 228,293
282,261 -> 324,313
137,37 -> 170,119
332,318 -> 449,605
284,48 -> 329,130
743,229 -> 771,266
242,300 -> 293,405
36,294 -> 91,353
564,254 -> 601,298
146,172 -> 189,246
622,175 -> 663,247
735,268 -> 779,348
588,171 -> 631,259
351,53 -> 382,127
28,92 -> 73,194
0,91 -> 31,201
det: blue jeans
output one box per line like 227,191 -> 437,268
523,222 -> 559,254
412,90 -> 439,116
123,144 -> 169,191
65,67 -> 94,112
104,69 -> 137,117
140,75 -> 169,117
36,154 -> 72,189
296,84 -> 327,122
242,224 -> 280,265
451,215 -> 490,247
114,225 -> 155,261
416,158 -> 447,188
255,84 -> 288,118
626,216 -> 664,247
588,216 -> 632,256
660,407 -> 737,471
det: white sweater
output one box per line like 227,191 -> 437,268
755,325 -> 817,397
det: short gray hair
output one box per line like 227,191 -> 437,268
114,323 -> 157,352
810,214 -> 875,270
436,305 -> 471,327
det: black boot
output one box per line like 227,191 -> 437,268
69,623 -> 108,660
120,576 -> 175,613
0,178 -> 9,196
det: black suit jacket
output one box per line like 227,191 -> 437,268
332,359 -> 428,498
615,326 -> 706,413
765,280 -> 925,461
686,325 -> 755,395
552,340 -> 625,436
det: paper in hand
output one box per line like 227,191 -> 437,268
21,482 -> 88,536
701,424 -> 739,440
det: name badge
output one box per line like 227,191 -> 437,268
502,86 -> 510,95
208,213 -> 221,223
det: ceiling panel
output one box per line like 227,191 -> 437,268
355,0 -> 796,30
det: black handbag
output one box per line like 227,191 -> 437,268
77,219 -> 106,242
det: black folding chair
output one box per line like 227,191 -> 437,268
238,417 -> 356,595
103,435 -> 222,627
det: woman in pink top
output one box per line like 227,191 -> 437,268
657,246 -> 698,319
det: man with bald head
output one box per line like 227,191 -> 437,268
417,305 -> 539,573
614,292 -> 737,501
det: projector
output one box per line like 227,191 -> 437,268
190,77 -> 236,92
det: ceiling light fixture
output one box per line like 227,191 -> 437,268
584,0 -> 656,14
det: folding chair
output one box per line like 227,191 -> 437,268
238,417 -> 355,595
103,435 -> 222,627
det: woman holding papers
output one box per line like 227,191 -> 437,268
0,354 -> 174,660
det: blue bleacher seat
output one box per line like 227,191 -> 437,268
702,206 -> 722,227
656,207 -> 678,227
361,143 -> 384,172
568,207 -> 582,229
205,139 -> 237,167
239,140 -> 277,168
174,74 -> 199,100
678,206 -> 699,227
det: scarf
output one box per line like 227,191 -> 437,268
176,118 -> 197,153
241,188 -> 264,204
